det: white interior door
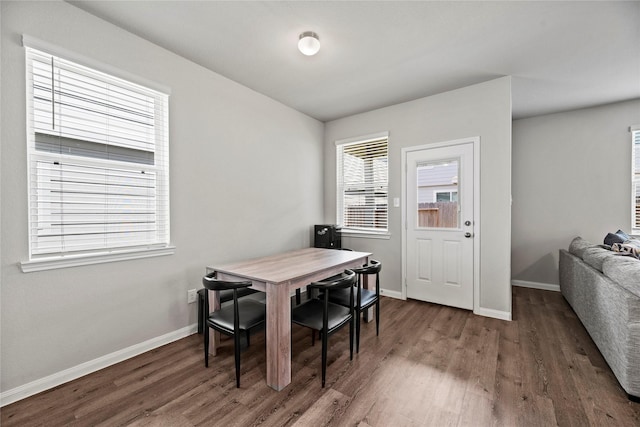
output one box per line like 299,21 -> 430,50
405,141 -> 475,310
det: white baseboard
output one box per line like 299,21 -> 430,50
379,288 -> 403,299
512,280 -> 560,292
0,324 -> 198,407
474,306 -> 512,321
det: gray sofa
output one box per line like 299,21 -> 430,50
559,237 -> 640,399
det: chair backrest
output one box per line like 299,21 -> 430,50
309,269 -> 356,332
352,260 -> 381,306
352,259 -> 381,275
202,274 -> 253,324
307,269 -> 356,291
202,273 -> 253,292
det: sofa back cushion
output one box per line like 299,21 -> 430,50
582,247 -> 617,272
569,237 -> 596,259
602,256 -> 640,298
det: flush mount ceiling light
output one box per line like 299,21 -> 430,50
298,31 -> 320,56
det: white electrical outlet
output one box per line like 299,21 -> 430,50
187,288 -> 197,304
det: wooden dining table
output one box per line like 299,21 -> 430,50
206,247 -> 371,391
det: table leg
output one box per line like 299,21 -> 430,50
207,290 -> 221,356
266,281 -> 291,391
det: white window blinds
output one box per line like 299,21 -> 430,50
337,134 -> 388,232
633,128 -> 640,233
25,46 -> 170,258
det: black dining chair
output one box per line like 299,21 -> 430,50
202,275 -> 266,388
197,273 -> 260,334
328,260 -> 381,353
291,269 -> 356,387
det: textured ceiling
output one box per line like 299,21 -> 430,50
68,1 -> 640,122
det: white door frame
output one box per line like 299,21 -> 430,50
401,136 -> 481,314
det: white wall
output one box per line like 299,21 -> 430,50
1,1 -> 324,395
512,99 -> 640,285
324,77 -> 513,318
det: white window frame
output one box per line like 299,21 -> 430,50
20,37 -> 174,272
336,131 -> 389,238
632,125 -> 640,235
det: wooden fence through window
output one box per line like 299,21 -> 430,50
418,202 -> 458,228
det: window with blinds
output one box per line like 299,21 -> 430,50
25,46 -> 170,260
633,127 -> 640,233
336,134 -> 388,233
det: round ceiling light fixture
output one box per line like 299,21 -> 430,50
298,31 -> 320,56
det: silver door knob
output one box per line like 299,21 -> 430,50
464,232 -> 472,238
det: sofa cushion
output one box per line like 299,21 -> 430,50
602,256 -> 640,298
582,247 -> 617,272
605,232 -> 627,246
616,229 -> 631,240
569,237 -> 596,259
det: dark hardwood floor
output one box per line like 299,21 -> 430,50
2,287 -> 639,426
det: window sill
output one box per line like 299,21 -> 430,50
340,230 -> 391,240
20,246 -> 176,273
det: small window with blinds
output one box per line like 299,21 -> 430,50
336,133 -> 389,234
633,127 -> 640,234
24,46 -> 170,264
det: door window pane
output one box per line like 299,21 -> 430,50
416,159 -> 459,228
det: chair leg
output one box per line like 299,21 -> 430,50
246,330 -> 251,347
376,299 -> 380,336
202,301 -> 208,337
321,329 -> 328,387
234,332 -> 241,388
355,309 -> 361,353
350,314 -> 354,360
296,289 -> 301,305
204,327 -> 209,368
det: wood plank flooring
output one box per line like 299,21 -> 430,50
2,287 -> 639,426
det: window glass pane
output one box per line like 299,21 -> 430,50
435,192 -> 451,202
337,136 -> 388,232
26,46 -> 170,259
417,159 -> 459,228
